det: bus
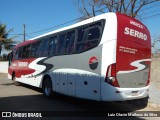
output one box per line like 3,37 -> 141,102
8,13 -> 151,101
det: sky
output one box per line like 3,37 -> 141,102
0,0 -> 160,51
0,0 -> 80,41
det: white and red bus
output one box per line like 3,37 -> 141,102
8,13 -> 151,101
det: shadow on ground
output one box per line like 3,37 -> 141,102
1,83 -> 149,111
0,84 -> 149,120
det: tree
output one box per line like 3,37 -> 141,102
76,0 -> 160,19
0,23 -> 16,56
75,0 -> 160,54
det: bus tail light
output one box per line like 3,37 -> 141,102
146,69 -> 150,86
105,63 -> 120,87
146,79 -> 150,86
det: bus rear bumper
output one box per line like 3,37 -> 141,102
101,82 -> 149,101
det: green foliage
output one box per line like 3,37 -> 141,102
0,22 -> 16,51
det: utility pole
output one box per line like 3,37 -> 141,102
23,24 -> 26,42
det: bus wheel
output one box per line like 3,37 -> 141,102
12,73 -> 19,86
43,78 -> 53,98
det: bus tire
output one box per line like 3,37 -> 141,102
12,73 -> 20,86
43,78 -> 53,98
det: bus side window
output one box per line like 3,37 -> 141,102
30,43 -> 37,57
14,49 -> 19,60
66,30 -> 75,54
76,27 -> 88,53
88,26 -> 100,41
57,34 -> 66,55
36,40 -> 43,57
41,38 -> 50,57
86,25 -> 101,49
18,47 -> 23,59
22,46 -> 27,58
12,49 -> 16,58
76,21 -> 102,53
26,45 -> 31,58
49,36 -> 57,56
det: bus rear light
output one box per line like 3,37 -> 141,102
146,78 -> 150,86
146,69 -> 150,86
105,63 -> 120,87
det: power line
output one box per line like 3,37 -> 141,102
23,24 -> 26,42
25,3 -> 160,35
25,17 -> 83,35
8,3 -> 160,38
141,13 -> 160,20
139,3 -> 160,12
140,8 -> 160,15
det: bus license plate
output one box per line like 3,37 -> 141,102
131,91 -> 138,96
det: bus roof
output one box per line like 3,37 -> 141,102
30,12 -> 149,41
30,12 -> 116,40
14,40 -> 37,49
116,12 -> 148,30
